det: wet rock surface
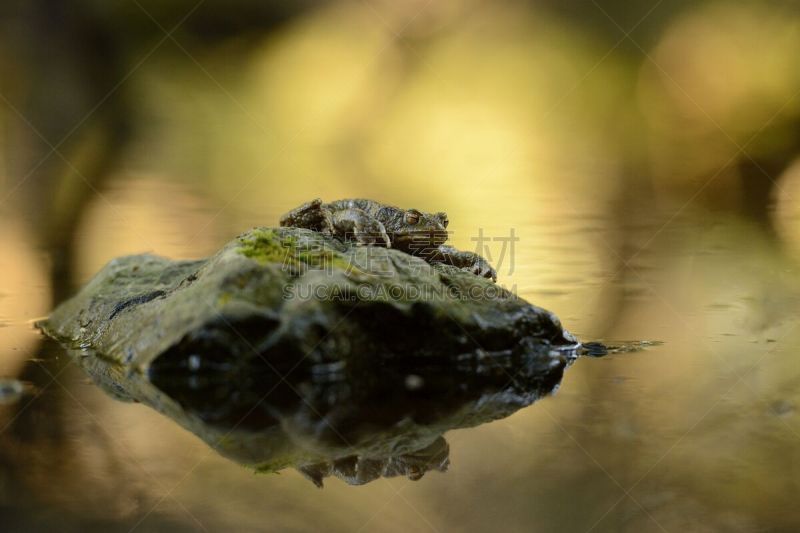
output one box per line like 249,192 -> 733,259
38,227 -> 578,372
37,226 -> 581,485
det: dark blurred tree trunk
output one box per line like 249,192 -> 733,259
0,1 -> 317,526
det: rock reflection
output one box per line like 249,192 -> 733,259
79,347 -> 569,487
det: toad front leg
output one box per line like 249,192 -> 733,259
279,198 -> 335,234
331,208 -> 391,247
428,245 -> 497,282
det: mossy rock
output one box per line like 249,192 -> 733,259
39,227 -> 578,374
36,227 -> 580,483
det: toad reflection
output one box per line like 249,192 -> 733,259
297,438 -> 450,487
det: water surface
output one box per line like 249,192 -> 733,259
2,187 -> 798,532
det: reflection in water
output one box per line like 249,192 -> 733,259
79,339 -> 572,487
297,437 -> 450,488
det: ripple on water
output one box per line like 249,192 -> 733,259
577,340 -> 664,357
0,378 -> 27,405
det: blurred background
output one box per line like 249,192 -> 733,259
1,0 -> 800,531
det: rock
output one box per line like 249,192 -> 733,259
37,226 -> 581,484
38,227 -> 578,374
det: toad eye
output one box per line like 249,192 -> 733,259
405,210 -> 421,225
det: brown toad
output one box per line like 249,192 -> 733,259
279,198 -> 497,281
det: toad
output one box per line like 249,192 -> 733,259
279,198 -> 497,281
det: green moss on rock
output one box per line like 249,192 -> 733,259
237,228 -> 296,264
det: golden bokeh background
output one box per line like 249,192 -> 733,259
1,0 -> 800,531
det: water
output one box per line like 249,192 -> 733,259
2,183 -> 799,532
